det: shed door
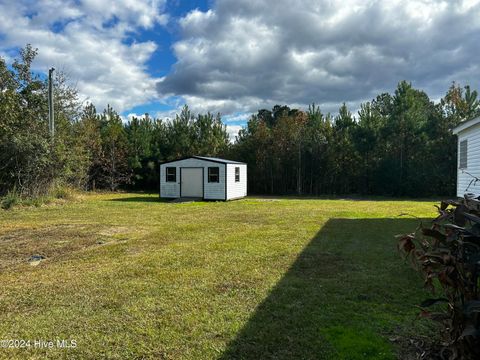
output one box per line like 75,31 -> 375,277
181,168 -> 203,198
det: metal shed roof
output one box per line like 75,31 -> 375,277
160,156 -> 246,165
193,156 -> 245,164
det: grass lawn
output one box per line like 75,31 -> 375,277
0,193 -> 437,359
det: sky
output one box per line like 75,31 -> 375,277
1,0 -> 480,140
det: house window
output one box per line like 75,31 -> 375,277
166,167 -> 176,182
460,140 -> 468,169
208,167 -> 219,183
235,167 -> 240,182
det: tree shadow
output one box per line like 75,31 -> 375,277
219,217 -> 427,360
108,196 -> 168,203
251,195 -> 440,202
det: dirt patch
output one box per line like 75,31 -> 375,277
0,224 -> 141,270
0,224 -> 101,270
98,226 -> 130,237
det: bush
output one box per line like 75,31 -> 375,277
1,189 -> 19,210
50,184 -> 75,200
398,196 -> 480,359
0,184 -> 78,210
21,196 -> 51,207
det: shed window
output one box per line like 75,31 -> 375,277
166,167 -> 176,182
459,140 -> 468,169
235,167 -> 240,182
208,167 -> 219,183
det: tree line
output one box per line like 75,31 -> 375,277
1,46 -> 479,199
0,46 -> 229,197
232,83 -> 480,196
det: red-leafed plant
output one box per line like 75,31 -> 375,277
398,196 -> 480,359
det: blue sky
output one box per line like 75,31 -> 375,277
1,0 -> 480,140
123,2 -> 211,121
135,0 -> 209,77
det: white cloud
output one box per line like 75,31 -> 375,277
121,112 -> 151,122
151,109 -> 179,122
226,125 -> 243,142
223,112 -> 251,124
6,0 -> 480,121
0,0 -> 167,112
157,0 -> 480,116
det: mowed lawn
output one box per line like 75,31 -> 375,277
0,193 -> 437,359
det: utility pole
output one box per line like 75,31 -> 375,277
48,67 -> 55,138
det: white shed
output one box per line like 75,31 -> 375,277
159,156 -> 247,201
453,116 -> 480,197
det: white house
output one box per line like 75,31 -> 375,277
159,156 -> 247,201
453,116 -> 480,197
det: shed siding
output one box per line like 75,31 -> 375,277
457,123 -> 480,197
226,164 -> 247,200
204,164 -> 226,200
160,158 -> 226,200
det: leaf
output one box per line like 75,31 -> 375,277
443,224 -> 466,232
423,276 -> 435,293
434,209 -> 452,223
443,224 -> 465,231
422,228 -> 446,242
420,298 -> 449,307
437,268 -> 456,287
454,204 -> 469,226
463,212 -> 480,224
419,253 -> 447,262
441,200 -> 461,210
466,198 -> 480,208
398,235 -> 415,254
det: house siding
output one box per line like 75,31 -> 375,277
160,158 -> 226,200
226,164 -> 247,200
456,123 -> 480,197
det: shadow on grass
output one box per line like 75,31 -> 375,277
251,195 -> 440,202
108,196 -> 167,203
219,218 -> 426,360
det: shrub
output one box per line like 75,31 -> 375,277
50,184 -> 74,200
1,189 -> 19,210
21,196 -> 51,207
0,184 -> 78,210
398,196 -> 480,359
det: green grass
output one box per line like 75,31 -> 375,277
0,193 -> 437,359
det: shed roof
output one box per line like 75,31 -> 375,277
452,116 -> 480,135
160,156 -> 246,165
193,156 -> 245,164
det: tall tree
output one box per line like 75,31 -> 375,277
77,103 -> 102,190
98,105 -> 131,191
0,45 -> 55,196
332,103 -> 359,194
